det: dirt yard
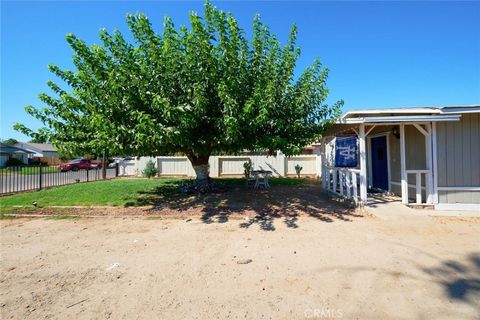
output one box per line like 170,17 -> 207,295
1,211 -> 479,319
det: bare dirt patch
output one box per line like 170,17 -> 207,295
1,213 -> 479,319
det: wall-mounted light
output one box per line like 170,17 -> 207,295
392,126 -> 400,139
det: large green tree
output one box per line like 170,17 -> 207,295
15,1 -> 342,183
1,138 -> 18,146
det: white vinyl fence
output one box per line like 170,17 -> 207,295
119,153 -> 322,178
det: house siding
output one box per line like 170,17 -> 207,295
436,113 -> 480,204
438,190 -> 480,204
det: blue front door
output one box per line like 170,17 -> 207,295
371,136 -> 389,191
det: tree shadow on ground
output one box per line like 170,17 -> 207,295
420,252 -> 480,304
126,178 -> 364,231
365,193 -> 402,208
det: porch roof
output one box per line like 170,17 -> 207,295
321,105 -> 479,136
339,114 -> 461,124
342,104 -> 480,119
323,114 -> 461,137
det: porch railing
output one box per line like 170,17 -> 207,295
322,166 -> 361,202
405,169 -> 430,204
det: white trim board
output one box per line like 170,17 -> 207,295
359,124 -> 368,202
367,134 -> 372,188
432,122 -> 439,204
391,181 -> 426,190
368,131 -> 393,138
341,105 -> 480,119
387,133 -> 391,193
341,115 -> 461,124
437,187 -> 480,191
343,108 -> 442,118
435,203 -> 480,212
400,124 -> 408,204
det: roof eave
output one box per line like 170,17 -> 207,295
342,108 -> 442,119
341,105 -> 480,119
339,114 -> 462,124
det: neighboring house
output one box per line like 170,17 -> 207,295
14,142 -> 60,165
321,105 -> 480,212
0,144 -> 34,167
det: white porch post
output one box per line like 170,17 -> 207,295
346,171 -> 352,198
425,123 -> 433,204
320,139 -> 327,190
400,124 -> 408,204
359,124 -> 368,203
332,169 -> 337,193
416,172 -> 422,204
339,170 -> 344,195
432,122 -> 439,204
352,173 -> 358,199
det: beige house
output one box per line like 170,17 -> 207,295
321,105 -> 480,212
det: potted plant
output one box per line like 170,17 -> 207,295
294,164 -> 303,178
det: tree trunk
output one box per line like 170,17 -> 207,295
192,163 -> 209,182
187,153 -> 211,184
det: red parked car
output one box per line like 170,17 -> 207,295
58,159 -> 102,172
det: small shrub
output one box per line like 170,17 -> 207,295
243,159 -> 253,179
5,157 -> 24,167
27,158 -> 41,165
142,160 -> 158,178
28,158 -> 48,166
294,164 -> 303,178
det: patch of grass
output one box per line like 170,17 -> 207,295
267,177 -> 308,186
0,177 -> 308,212
45,214 -> 80,220
0,213 -> 21,219
0,178 -> 186,212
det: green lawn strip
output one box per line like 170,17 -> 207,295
0,177 -> 307,212
45,214 -> 81,220
0,213 -> 23,219
0,212 -> 82,220
0,178 -> 184,211
265,177 -> 307,186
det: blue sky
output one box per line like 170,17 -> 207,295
1,1 -> 479,141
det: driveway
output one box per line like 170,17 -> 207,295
1,214 -> 479,319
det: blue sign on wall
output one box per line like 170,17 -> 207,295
335,136 -> 358,167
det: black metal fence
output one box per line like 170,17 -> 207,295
0,165 -> 119,195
